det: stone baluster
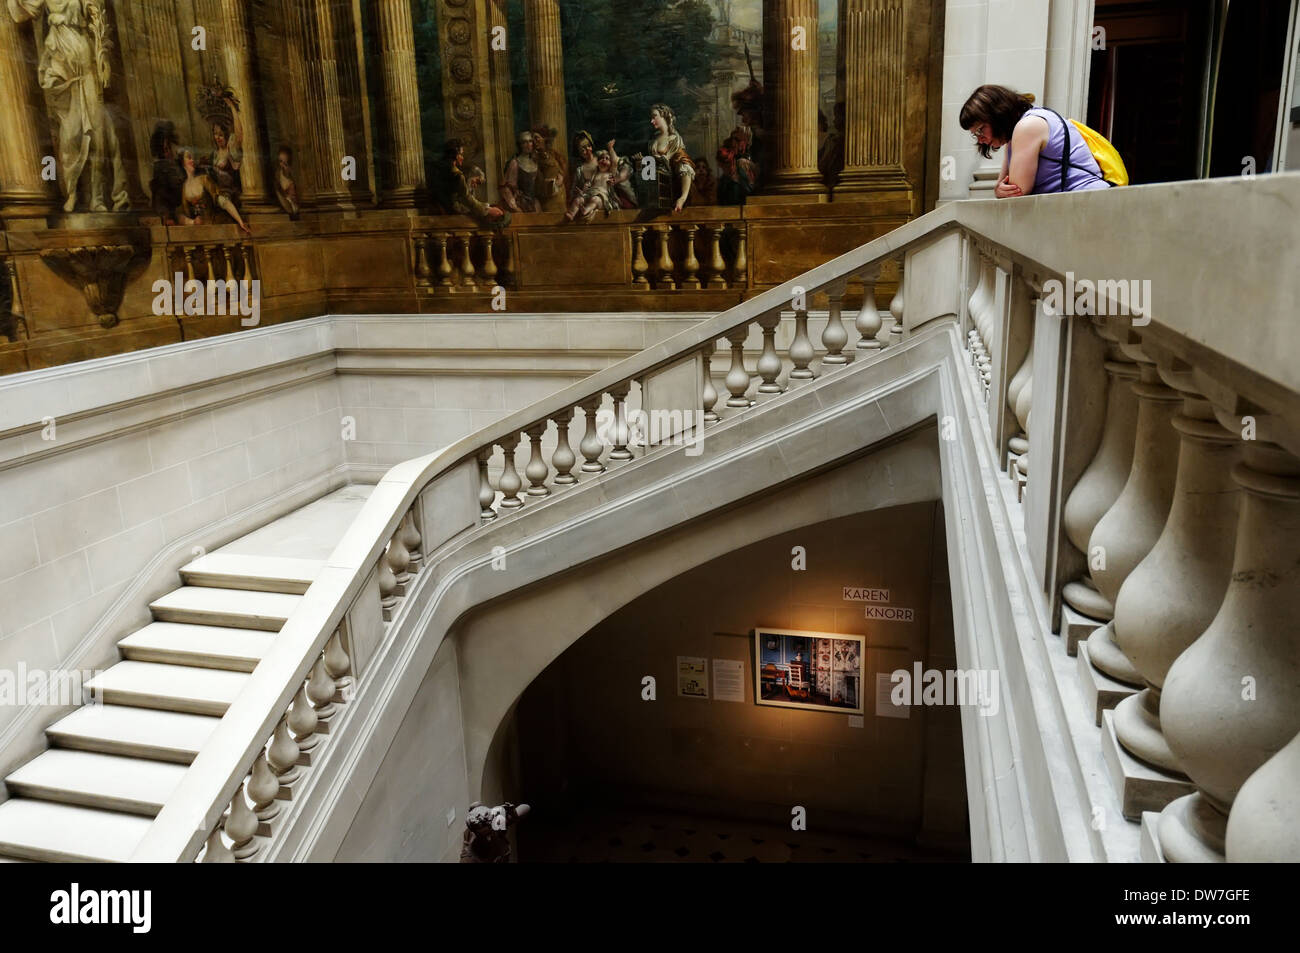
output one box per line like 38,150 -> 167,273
242,243 -> 258,282
287,683 -> 320,754
387,522 -> 412,595
1112,370 -> 1241,776
481,233 -> 499,288
400,508 -> 422,573
706,225 -> 728,290
435,233 -> 454,290
524,422 -> 551,496
221,245 -> 237,282
248,749 -> 282,824
789,306 -> 817,384
579,398 -> 606,473
206,246 -> 223,285
413,233 -> 432,286
477,449 -> 497,521
1227,728 -> 1300,861
681,225 -> 702,290
887,264 -> 905,345
1061,329 -> 1140,624
305,656 -> 337,721
655,225 -> 676,290
378,539 -> 398,618
724,327 -> 753,408
551,408 -> 577,485
701,341 -> 720,424
821,280 -> 849,368
732,227 -> 748,287
223,781 -> 260,860
1158,434 -> 1300,862
1007,322 -> 1033,478
497,434 -> 524,508
631,226 -> 650,289
755,312 -> 784,396
267,715 -> 301,786
1085,343 -> 1183,688
456,232 -> 477,291
200,826 -> 236,863
607,383 -> 633,463
324,631 -> 352,701
183,246 -> 201,285
855,267 -> 883,350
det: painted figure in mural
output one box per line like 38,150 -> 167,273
199,85 -> 247,218
442,139 -> 510,228
500,131 -> 540,213
177,147 -> 251,234
459,801 -> 529,863
275,145 -> 300,221
691,156 -> 716,205
565,145 -> 633,223
633,104 -> 695,213
571,131 -> 635,211
819,102 -> 846,191
530,127 -> 567,213
8,0 -> 129,213
148,121 -> 183,225
716,130 -> 757,206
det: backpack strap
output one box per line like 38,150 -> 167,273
1045,107 -> 1071,193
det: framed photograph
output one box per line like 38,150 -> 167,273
752,628 -> 864,714
677,656 -> 708,698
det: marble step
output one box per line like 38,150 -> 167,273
180,553 -> 324,595
149,586 -> 300,631
87,661 -> 250,716
0,800 -> 153,863
46,704 -> 220,764
5,749 -> 188,817
117,621 -> 275,672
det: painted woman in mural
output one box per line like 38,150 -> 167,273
634,104 -> 695,213
500,131 -> 540,213
200,85 -> 248,216
177,147 -> 251,234
570,130 -> 635,213
7,0 -> 129,213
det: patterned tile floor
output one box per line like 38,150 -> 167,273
518,804 -> 968,863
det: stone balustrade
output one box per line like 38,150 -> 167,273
166,236 -> 259,286
629,221 -> 748,292
412,229 -> 514,293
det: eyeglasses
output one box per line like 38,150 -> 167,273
970,123 -> 990,142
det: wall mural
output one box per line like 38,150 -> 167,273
0,0 -> 939,372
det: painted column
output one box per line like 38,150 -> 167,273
524,0 -> 567,158
836,0 -> 910,193
0,9 -> 56,220
487,0 -> 515,179
216,0 -> 275,210
372,0 -> 427,206
761,0 -> 824,197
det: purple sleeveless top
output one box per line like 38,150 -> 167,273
1010,107 -> 1109,194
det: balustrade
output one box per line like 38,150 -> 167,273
628,222 -> 748,291
412,230 -> 513,293
167,237 -> 257,286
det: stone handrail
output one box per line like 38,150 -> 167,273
130,172 -> 1300,861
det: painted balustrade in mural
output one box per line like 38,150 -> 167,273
629,221 -> 748,291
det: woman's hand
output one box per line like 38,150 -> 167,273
994,175 -> 1023,199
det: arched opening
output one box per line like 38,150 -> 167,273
490,502 -> 971,862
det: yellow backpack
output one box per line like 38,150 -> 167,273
1045,108 -> 1130,188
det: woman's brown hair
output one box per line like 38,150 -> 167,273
960,85 -> 1036,159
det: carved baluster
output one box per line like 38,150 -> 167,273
579,398 -> 606,473
1228,729 -> 1300,861
287,683 -> 320,753
682,224 -> 701,289
248,750 -> 282,824
551,408 -> 577,485
724,326 -> 752,408
378,538 -> 398,618
200,825 -> 236,863
435,233 -> 454,290
524,422 -> 551,496
732,226 -> 748,287
655,225 -> 676,290
497,434 -> 524,508
225,780 -> 261,860
755,311 -> 783,395
242,242 -> 257,281
267,715 -> 301,785
608,383 -> 633,462
456,232 -> 477,291
221,244 -> 236,282
478,449 -> 497,520
324,630 -> 352,700
701,341 -> 720,424
414,232 -> 432,285
481,232 -> 499,288
306,655 -> 337,721
183,246 -> 201,285
630,226 -> 650,289
206,246 -> 222,285
855,267 -> 883,350
887,264 -> 906,345
707,225 -> 728,290
821,280 -> 849,367
400,508 -> 422,573
3,259 -> 26,339
387,522 -> 411,595
789,307 -> 816,383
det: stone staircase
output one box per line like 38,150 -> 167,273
0,486 -> 369,862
